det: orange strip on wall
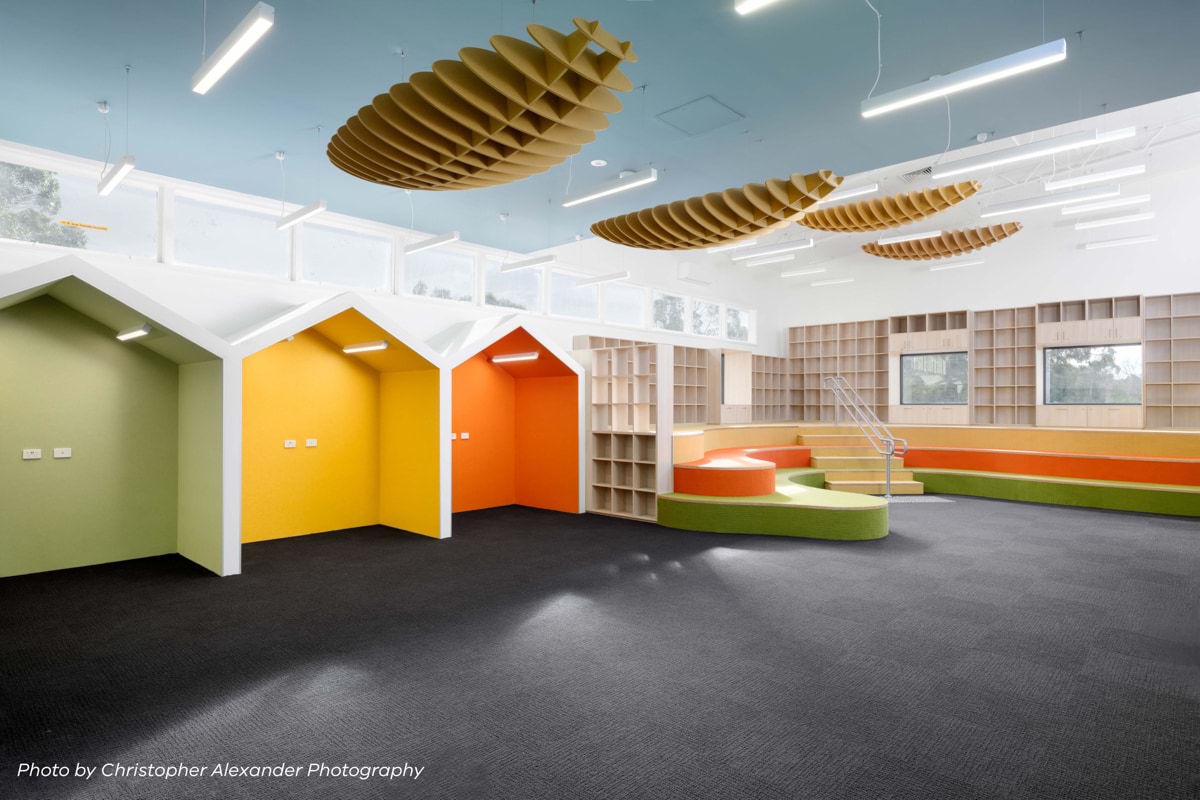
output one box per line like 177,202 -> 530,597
904,448 -> 1200,486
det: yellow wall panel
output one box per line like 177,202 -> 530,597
243,330 -> 380,541
380,369 -> 442,537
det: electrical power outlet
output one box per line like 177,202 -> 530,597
306,439 -> 318,448
284,439 -> 297,449
53,448 -> 72,459
461,432 -> 470,440
22,448 -> 42,460
450,433 -> 457,440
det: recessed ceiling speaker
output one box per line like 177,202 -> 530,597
590,170 -> 842,251
328,18 -> 637,191
862,222 -> 1023,260
799,181 -> 981,234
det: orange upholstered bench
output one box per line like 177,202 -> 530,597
673,446 -> 812,497
903,448 -> 1200,487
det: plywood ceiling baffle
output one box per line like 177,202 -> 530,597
328,18 -> 637,191
800,181 -> 982,233
862,222 -> 1023,260
590,170 -> 842,250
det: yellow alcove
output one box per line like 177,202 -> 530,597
239,303 -> 443,543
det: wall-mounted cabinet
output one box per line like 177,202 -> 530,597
1036,405 -> 1143,429
889,405 -> 970,425
1037,296 -> 1142,345
889,311 -> 969,353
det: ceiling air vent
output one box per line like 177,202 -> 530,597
898,166 -> 933,184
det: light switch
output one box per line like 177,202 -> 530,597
306,439 -> 318,448
461,432 -> 470,440
284,439 -> 297,449
53,448 -> 72,459
450,433 -> 457,440
22,448 -> 42,460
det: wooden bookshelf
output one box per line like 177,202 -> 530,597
788,319 -> 888,421
581,344 -> 673,522
673,345 -> 710,424
572,335 -> 648,350
972,306 -> 1036,425
1145,292 -> 1200,428
752,355 -> 792,421
1036,296 -> 1142,345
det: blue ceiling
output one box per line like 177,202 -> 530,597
2,0 -> 1198,252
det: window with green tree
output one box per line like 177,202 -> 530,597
901,351 -> 968,404
1044,345 -> 1142,405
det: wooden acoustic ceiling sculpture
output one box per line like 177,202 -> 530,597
862,222 -> 1023,260
590,170 -> 842,251
328,18 -> 637,191
800,181 -> 982,233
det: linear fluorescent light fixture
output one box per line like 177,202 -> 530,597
343,340 -> 389,354
929,258 -> 984,272
575,271 -> 630,286
404,231 -> 460,254
491,352 -> 539,363
192,2 -> 275,94
730,239 -> 814,261
877,229 -> 942,245
745,254 -> 796,268
97,155 -> 136,196
1061,193 -> 1151,216
735,0 -> 784,15
276,199 -> 327,230
979,184 -> 1121,219
1074,211 -> 1156,231
500,255 -> 556,273
116,323 -> 152,341
931,126 -> 1136,180
562,167 -> 657,208
1084,235 -> 1158,251
811,278 -> 854,287
1044,163 -> 1146,191
863,39 -> 1066,119
780,267 -> 827,278
819,183 -> 879,204
706,238 -> 758,253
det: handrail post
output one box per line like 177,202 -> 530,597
884,439 -> 893,499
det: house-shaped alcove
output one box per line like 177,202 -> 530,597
428,315 -> 584,515
231,294 -> 450,542
0,256 -> 238,577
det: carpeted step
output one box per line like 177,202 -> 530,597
824,480 -> 925,495
796,434 -> 872,446
812,456 -> 905,469
825,470 -> 915,481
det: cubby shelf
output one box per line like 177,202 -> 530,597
752,355 -> 793,421
788,319 -> 888,422
972,306 -> 1037,426
579,343 -> 672,523
1144,292 -> 1200,428
673,346 -> 710,425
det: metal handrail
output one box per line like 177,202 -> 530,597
822,375 -> 908,498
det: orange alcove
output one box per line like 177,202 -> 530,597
451,327 -> 580,514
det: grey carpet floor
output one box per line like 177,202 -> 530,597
1,497 -> 1197,800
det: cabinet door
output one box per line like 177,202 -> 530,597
1087,319 -> 1113,342
1088,405 -> 1143,428
1037,405 -> 1088,427
1112,317 -> 1143,343
1036,322 -> 1061,345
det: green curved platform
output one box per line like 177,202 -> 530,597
913,469 -> 1200,517
656,469 -> 889,540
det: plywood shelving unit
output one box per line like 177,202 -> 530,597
1145,292 -> 1200,428
673,345 -> 710,424
972,306 -> 1036,425
751,355 -> 792,421
584,344 -> 672,522
788,320 -> 888,421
